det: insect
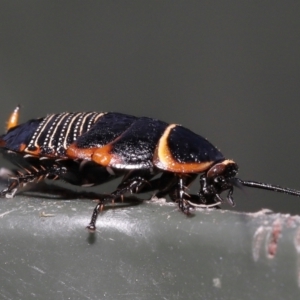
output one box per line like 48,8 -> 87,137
1,106 -> 300,232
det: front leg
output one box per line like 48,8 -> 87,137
177,177 -> 193,214
199,174 -> 222,204
169,175 -> 221,211
198,174 -> 235,206
168,175 -> 196,214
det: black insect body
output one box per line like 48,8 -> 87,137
1,106 -> 300,232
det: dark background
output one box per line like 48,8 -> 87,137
1,1 -> 300,214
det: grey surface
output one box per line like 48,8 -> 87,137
0,190 -> 300,300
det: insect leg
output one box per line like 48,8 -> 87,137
138,172 -> 219,207
86,170 -> 155,232
0,161 -> 66,198
149,173 -> 199,213
113,169 -> 156,196
0,177 -> 20,198
174,176 -> 195,214
85,172 -> 173,232
167,174 -> 221,212
139,172 -> 178,197
86,199 -> 106,232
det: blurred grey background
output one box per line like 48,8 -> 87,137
0,1 -> 300,213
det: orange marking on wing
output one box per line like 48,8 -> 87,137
6,105 -> 20,131
66,144 -> 97,160
92,144 -> 123,167
19,143 -> 27,152
153,124 -> 214,173
24,145 -> 41,156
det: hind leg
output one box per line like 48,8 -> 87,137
0,162 -> 66,198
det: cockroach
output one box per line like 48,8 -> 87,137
1,106 -> 300,232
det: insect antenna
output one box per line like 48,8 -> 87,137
234,178 -> 300,197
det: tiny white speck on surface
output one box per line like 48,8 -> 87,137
213,277 -> 222,288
